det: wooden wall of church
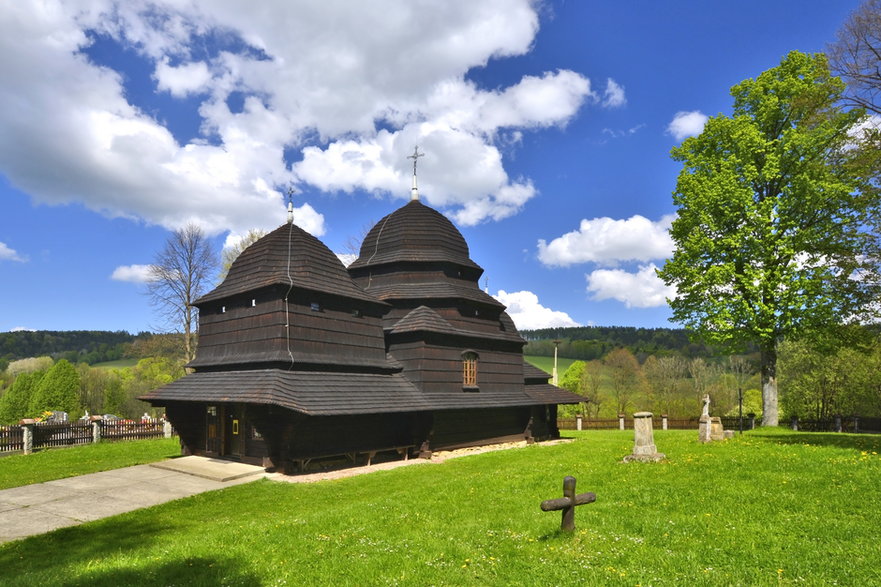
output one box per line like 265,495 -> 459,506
389,336 -> 524,394
284,412 -> 415,457
430,407 -> 531,449
193,287 -> 388,368
165,402 -> 205,456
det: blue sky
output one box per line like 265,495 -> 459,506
0,0 -> 865,334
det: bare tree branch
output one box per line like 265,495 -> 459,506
146,224 -> 218,362
828,0 -> 881,115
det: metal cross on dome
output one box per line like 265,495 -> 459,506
407,146 -> 424,201
408,145 -> 424,175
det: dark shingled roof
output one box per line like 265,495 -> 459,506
363,281 -> 505,308
142,369 -> 432,416
198,223 -> 380,305
389,305 -> 455,335
349,200 -> 481,271
388,305 -> 524,343
522,361 -> 583,404
523,362 -> 553,382
142,367 -> 574,415
524,384 -> 584,405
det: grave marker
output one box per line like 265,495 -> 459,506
540,476 -> 596,532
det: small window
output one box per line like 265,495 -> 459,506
251,299 -> 256,307
352,309 -> 363,318
310,302 -> 321,312
221,306 -> 226,314
462,351 -> 479,388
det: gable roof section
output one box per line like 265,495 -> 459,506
388,305 -> 455,335
388,305 -> 523,343
199,223 -> 379,305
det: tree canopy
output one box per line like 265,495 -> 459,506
658,51 -> 881,426
28,359 -> 81,417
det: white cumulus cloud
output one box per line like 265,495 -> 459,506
585,263 -> 676,308
537,214 -> 675,267
111,264 -> 155,283
667,110 -> 708,140
602,78 -> 626,108
493,290 -> 581,330
154,58 -> 212,97
0,241 -> 26,262
0,0 -> 603,237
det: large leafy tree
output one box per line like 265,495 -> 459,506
147,224 -> 218,362
659,51 -> 880,427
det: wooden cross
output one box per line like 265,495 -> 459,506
540,476 -> 596,532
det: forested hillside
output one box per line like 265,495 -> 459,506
521,326 -> 724,360
0,330 -> 140,368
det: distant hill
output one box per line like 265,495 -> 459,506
521,325 -> 718,361
0,330 -> 141,366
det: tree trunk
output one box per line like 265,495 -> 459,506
184,304 -> 194,362
761,344 -> 779,426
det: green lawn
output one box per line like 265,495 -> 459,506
2,429 -> 880,585
0,437 -> 181,489
91,358 -> 139,369
524,354 -> 577,375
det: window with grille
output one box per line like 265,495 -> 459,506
462,351 -> 478,388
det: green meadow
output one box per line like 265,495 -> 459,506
523,355 -> 576,376
2,429 -> 880,586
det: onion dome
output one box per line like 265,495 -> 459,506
198,222 -> 378,305
348,200 -> 480,271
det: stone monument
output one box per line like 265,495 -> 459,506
698,394 -> 713,443
623,411 -> 665,462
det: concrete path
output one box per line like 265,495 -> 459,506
0,457 -> 267,544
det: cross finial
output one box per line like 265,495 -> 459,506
407,146 -> 424,201
286,186 -> 295,224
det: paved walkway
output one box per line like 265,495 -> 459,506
0,457 -> 267,544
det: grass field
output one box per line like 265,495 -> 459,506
2,429 -> 879,585
91,358 -> 139,370
0,437 -> 180,489
524,355 -> 577,376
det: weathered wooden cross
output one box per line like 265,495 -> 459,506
540,476 -> 596,532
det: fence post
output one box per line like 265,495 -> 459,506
575,414 -> 582,431
661,414 -> 668,430
790,415 -> 798,431
834,414 -> 842,433
618,414 -> 625,430
91,417 -> 103,444
21,420 -> 34,455
747,413 -> 756,430
163,419 -> 173,439
852,416 -> 859,434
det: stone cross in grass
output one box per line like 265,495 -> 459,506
540,476 -> 596,532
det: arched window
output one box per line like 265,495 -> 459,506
462,351 -> 479,388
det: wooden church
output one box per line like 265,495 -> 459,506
143,166 -> 581,471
